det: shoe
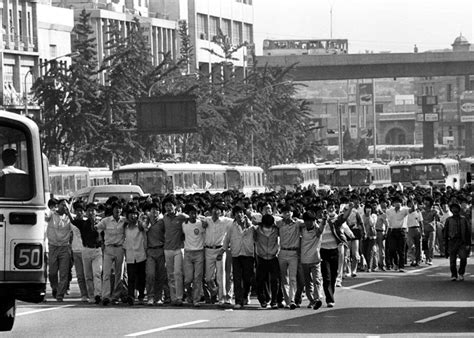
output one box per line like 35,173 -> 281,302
88,299 -> 95,304
234,304 -> 243,309
271,303 -> 278,310
307,301 -> 315,309
313,299 -> 323,310
336,281 -> 342,287
290,302 -> 297,310
147,298 -> 155,306
137,298 -> 145,305
351,273 -> 357,278
102,298 -> 110,306
56,297 -> 64,302
327,302 -> 335,308
111,299 -> 120,305
127,297 -> 134,306
458,275 -> 464,281
172,299 -> 183,306
94,295 -> 101,304
156,300 -> 164,306
193,302 -> 201,308
52,289 -> 57,299
380,267 -> 386,271
277,302 -> 285,308
399,268 -> 405,273
451,276 -> 457,281
260,302 -> 268,308
81,296 -> 88,303
427,261 -> 433,266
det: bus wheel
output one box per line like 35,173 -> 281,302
0,296 -> 15,331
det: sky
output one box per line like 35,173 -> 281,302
253,0 -> 474,55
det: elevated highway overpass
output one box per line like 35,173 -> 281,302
256,51 -> 474,81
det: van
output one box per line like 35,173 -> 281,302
72,184 -> 145,204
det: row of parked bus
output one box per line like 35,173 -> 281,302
48,157 -> 473,199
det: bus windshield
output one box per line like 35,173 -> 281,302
227,170 -> 241,190
136,170 -> 167,194
318,169 -> 333,185
412,164 -> 445,181
270,170 -> 301,186
334,169 -> 370,186
391,166 -> 412,182
0,123 -> 33,199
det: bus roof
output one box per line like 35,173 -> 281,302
49,165 -> 89,173
411,158 -> 459,165
115,162 -> 227,172
225,165 -> 264,173
334,163 -> 390,170
268,163 -> 317,170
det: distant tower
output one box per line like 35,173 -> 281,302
452,33 -> 471,52
414,44 -> 418,53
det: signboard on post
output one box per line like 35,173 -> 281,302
358,83 -> 373,105
136,95 -> 198,134
460,91 -> 474,122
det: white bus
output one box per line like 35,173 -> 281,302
267,163 -> 319,191
225,165 -> 266,195
112,162 -> 228,195
411,158 -> 460,189
315,163 -> 339,189
0,111 -> 48,331
459,157 -> 474,187
389,160 -> 418,187
332,162 -> 391,189
48,165 -> 89,198
88,167 -> 112,186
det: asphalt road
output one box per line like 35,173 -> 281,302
2,257 -> 473,337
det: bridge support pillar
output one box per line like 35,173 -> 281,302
422,122 -> 435,158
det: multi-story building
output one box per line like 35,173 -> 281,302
412,34 -> 474,151
151,0 -> 254,78
52,0 -> 178,84
0,0 -> 73,117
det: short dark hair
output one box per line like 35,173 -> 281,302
302,211 -> 317,222
2,148 -> 17,166
261,214 -> 275,227
86,202 -> 97,210
183,203 -> 199,214
111,201 -> 123,210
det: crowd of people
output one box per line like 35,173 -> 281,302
44,183 -> 473,309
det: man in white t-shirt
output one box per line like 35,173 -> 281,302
182,204 -> 205,307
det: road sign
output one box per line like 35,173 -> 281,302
416,113 -> 424,122
424,113 -> 439,122
460,91 -> 474,123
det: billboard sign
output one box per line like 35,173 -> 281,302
460,91 -> 474,122
358,83 -> 373,105
136,95 -> 198,134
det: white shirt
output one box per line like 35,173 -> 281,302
386,207 -> 410,229
182,219 -> 205,250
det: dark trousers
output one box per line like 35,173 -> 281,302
232,256 -> 255,306
127,261 -> 146,300
256,256 -> 279,305
320,248 -> 339,304
387,229 -> 407,269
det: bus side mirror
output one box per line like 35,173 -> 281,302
467,172 -> 472,184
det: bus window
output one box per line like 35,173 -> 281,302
215,172 -> 226,189
184,172 -> 193,189
0,129 -> 32,199
227,170 -> 240,190
174,173 -> 184,192
193,172 -> 203,189
205,173 -> 215,189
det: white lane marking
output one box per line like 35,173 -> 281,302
17,304 -> 74,316
415,311 -> 456,323
125,320 -> 210,336
345,279 -> 382,289
407,265 -> 437,274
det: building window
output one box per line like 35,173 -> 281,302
209,16 -> 219,40
375,103 -> 384,113
349,105 -> 356,114
221,19 -> 231,39
243,23 -> 253,43
27,12 -> 32,43
197,13 -> 208,40
50,44 -> 57,58
18,10 -> 22,38
232,21 -> 242,44
4,65 -> 14,84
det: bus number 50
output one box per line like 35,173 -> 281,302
14,244 -> 43,269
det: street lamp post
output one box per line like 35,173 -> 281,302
24,51 -> 79,117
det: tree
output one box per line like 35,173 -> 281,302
99,18 -> 154,167
356,137 -> 370,159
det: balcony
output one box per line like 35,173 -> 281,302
2,34 -> 38,52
